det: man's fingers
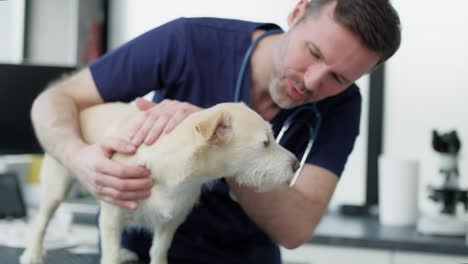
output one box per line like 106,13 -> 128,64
130,100 -> 202,145
131,114 -> 158,146
98,185 -> 152,201
101,137 -> 136,154
105,172 -> 154,191
129,113 -> 148,140
93,173 -> 153,209
97,183 -> 152,210
164,110 -> 187,134
144,115 -> 169,145
96,158 -> 150,179
135,97 -> 157,111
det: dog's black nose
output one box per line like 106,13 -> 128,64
292,160 -> 300,172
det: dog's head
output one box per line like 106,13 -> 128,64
187,103 -> 299,191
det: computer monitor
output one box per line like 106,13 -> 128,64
0,172 -> 27,218
0,64 -> 76,155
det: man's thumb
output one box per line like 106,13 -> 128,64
135,97 -> 156,110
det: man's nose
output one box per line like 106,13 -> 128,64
303,65 -> 327,93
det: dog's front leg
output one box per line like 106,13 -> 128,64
99,203 -> 126,264
149,213 -> 186,264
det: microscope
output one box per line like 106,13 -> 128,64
417,130 -> 468,236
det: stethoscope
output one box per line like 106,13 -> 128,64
234,29 -> 322,187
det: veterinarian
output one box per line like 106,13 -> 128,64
31,0 -> 401,263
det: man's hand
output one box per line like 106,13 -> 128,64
66,137 -> 153,209
129,98 -> 202,146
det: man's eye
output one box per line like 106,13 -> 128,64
263,139 -> 270,148
309,49 -> 319,58
331,73 -> 343,84
307,45 -> 319,58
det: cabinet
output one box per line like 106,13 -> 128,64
393,252 -> 468,264
281,245 -> 392,264
281,245 -> 468,264
26,0 -> 106,66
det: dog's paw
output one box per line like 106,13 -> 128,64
119,248 -> 139,263
19,250 -> 44,264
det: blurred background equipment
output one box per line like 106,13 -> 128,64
417,130 -> 468,236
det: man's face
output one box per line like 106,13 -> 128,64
269,4 -> 381,109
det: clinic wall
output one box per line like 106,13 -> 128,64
385,0 -> 468,211
0,0 -> 25,63
107,0 -> 372,207
108,0 -> 294,49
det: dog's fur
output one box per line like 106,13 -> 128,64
20,102 -> 298,264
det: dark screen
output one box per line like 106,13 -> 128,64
0,173 -> 26,218
0,64 -> 75,154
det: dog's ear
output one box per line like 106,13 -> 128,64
196,110 -> 232,144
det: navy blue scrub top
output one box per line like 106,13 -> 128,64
90,17 -> 361,264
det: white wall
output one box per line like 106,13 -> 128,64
108,0 -> 370,206
27,0 -> 78,65
109,0 -> 295,49
0,0 -> 25,63
385,0 -> 468,211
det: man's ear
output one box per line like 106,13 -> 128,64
195,110 -> 232,144
287,0 -> 309,27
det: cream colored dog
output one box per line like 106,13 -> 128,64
20,102 -> 298,264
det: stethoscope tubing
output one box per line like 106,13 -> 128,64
234,29 -> 283,102
234,29 -> 321,187
276,104 -> 321,186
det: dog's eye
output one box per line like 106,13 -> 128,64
263,139 -> 270,148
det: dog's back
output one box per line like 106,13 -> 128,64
79,102 -> 138,144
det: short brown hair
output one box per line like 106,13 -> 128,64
303,0 -> 401,65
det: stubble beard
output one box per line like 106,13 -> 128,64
268,77 -> 293,109
268,53 -> 296,109
268,68 -> 314,109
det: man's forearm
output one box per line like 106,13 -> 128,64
228,181 -> 321,248
227,164 -> 337,249
31,89 -> 86,166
